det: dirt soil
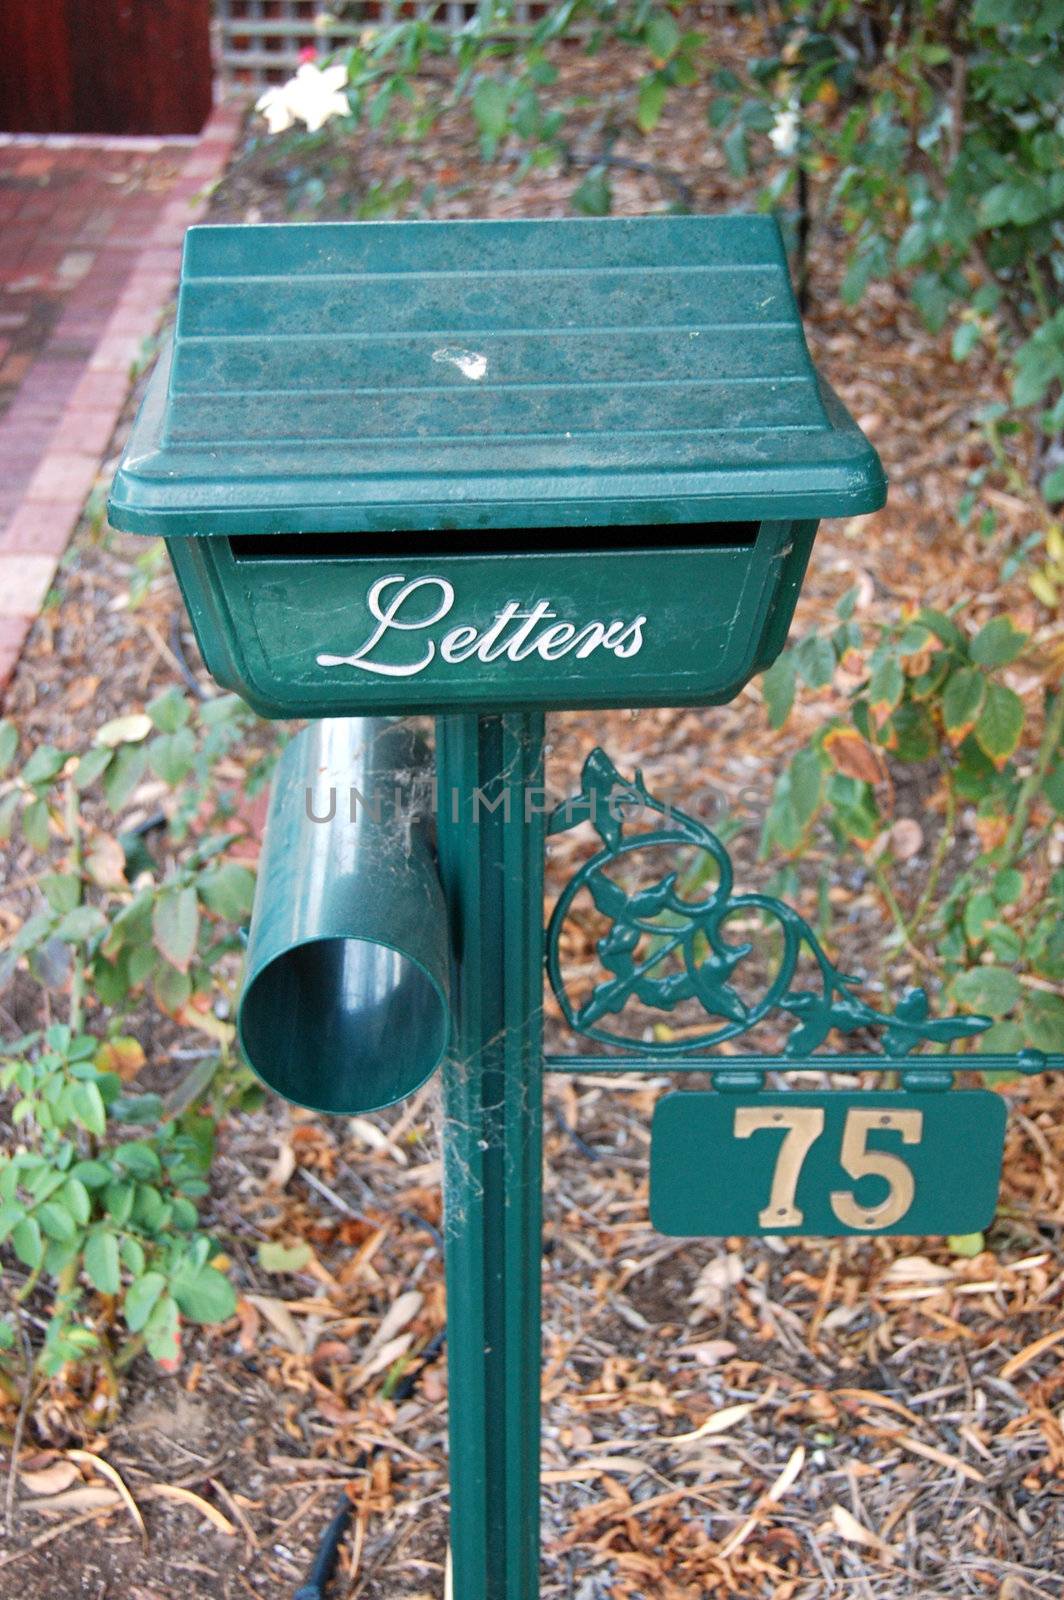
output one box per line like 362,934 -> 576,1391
2,17 -> 1063,1600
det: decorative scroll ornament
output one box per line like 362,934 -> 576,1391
547,750 -> 993,1060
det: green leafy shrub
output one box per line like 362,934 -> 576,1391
1,1026 -> 230,1374
0,690 -> 271,1387
251,2 -> 708,213
714,0 -> 1064,522
256,4 -> 1062,538
759,596 -> 1064,1054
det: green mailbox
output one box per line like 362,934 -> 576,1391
113,213 -> 1048,1600
108,214 -> 884,718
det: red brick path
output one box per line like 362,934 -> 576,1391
0,107 -> 242,697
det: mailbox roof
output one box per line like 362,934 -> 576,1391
108,214 -> 885,535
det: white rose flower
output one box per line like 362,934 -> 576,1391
284,61 -> 351,133
256,61 -> 350,137
769,101 -> 801,156
256,84 -> 295,136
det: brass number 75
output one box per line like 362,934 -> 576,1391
734,1106 -> 924,1231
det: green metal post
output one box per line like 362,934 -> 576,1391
434,712 -> 546,1600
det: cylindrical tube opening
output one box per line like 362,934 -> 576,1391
237,717 -> 452,1116
240,933 -> 449,1115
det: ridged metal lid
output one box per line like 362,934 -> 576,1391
108,214 -> 885,536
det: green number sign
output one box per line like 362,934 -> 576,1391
649,1090 -> 1007,1238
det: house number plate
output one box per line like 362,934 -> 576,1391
649,1091 -> 1007,1238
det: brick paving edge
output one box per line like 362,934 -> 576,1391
0,101 -> 244,702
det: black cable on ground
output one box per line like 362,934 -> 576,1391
567,148 -> 695,210
292,1493 -> 354,1600
289,1323 -> 447,1595
169,610 -> 211,700
555,1105 -> 601,1162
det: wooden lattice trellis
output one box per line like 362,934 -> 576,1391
215,2 -> 561,87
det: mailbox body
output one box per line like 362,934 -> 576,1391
164,517 -> 814,716
109,215 -> 885,718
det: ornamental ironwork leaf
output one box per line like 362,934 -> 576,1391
586,872 -> 630,923
546,750 -> 993,1060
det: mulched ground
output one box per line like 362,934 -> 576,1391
2,18 -> 1063,1598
